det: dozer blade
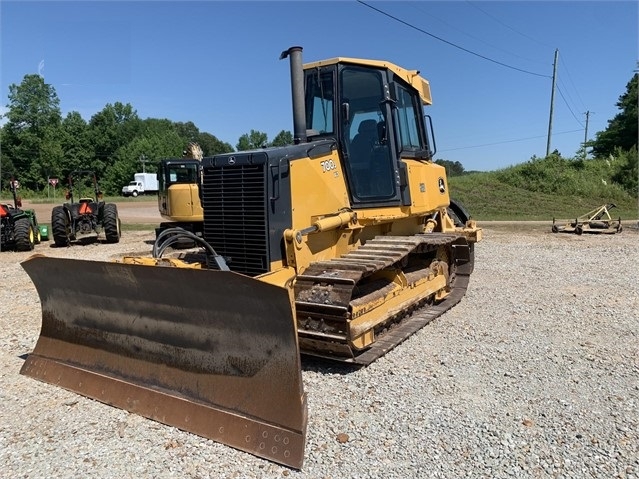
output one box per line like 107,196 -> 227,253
20,255 -> 307,469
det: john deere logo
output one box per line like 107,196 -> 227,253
438,177 -> 446,193
228,157 -> 236,165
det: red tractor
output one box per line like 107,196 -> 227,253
51,170 -> 121,246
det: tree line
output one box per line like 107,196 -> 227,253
1,72 -> 636,197
0,74 -> 293,195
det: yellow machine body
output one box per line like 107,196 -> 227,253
156,154 -> 204,239
159,182 -> 203,222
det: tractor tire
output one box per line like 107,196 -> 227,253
103,203 -> 121,243
33,221 -> 42,244
51,206 -> 70,247
14,217 -> 35,251
25,211 -> 42,244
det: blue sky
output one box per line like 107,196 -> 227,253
1,1 -> 637,171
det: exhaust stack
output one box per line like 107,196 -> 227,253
280,46 -> 306,144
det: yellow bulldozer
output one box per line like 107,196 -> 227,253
20,46 -> 481,469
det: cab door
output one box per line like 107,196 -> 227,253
338,66 -> 400,207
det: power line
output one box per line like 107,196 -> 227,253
557,84 -> 585,127
558,55 -> 588,111
440,128 -> 583,152
465,0 -> 554,49
464,0 -> 594,125
469,0 -> 592,128
356,1 -> 584,157
356,1 -> 551,79
407,3 -> 546,66
557,76 -> 584,118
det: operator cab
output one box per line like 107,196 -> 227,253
157,159 -> 201,218
303,57 -> 435,207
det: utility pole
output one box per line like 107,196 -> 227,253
583,110 -> 591,159
546,48 -> 559,157
139,154 -> 148,173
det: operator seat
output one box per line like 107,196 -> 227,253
350,119 -> 379,167
348,119 -> 381,198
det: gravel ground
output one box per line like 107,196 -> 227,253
0,227 -> 637,479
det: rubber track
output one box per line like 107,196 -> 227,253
295,233 -> 471,365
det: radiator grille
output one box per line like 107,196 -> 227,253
201,164 -> 268,276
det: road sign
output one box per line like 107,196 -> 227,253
49,178 -> 59,187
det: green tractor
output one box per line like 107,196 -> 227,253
51,170 -> 121,247
0,178 -> 49,252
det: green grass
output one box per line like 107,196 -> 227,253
23,195 -> 157,204
121,223 -> 156,231
449,172 -> 638,221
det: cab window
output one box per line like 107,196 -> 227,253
395,84 -> 424,152
168,164 -> 198,184
305,68 -> 334,136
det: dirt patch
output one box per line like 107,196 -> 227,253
22,200 -> 162,225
